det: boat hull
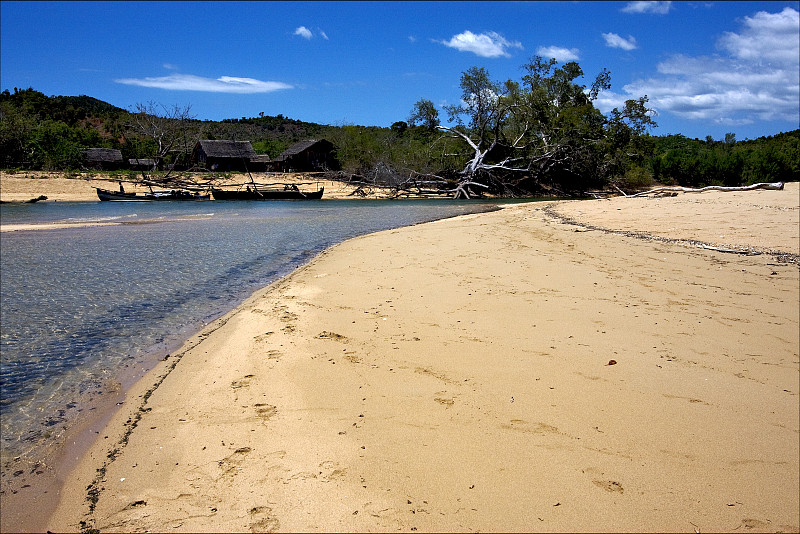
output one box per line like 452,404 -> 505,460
211,187 -> 324,200
95,188 -> 210,201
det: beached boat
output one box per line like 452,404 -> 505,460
95,187 -> 210,202
211,183 -> 324,200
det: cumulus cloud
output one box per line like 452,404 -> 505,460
621,1 -> 672,14
294,26 -> 313,39
438,31 -> 523,58
115,73 -> 293,94
595,7 -> 799,127
536,45 -> 580,61
602,33 -> 638,50
717,6 -> 799,63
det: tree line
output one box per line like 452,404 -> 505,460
1,59 -> 797,196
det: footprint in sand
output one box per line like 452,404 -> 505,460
318,460 -> 347,482
231,375 -> 255,390
231,375 -> 255,400
265,349 -> 282,360
317,331 -> 348,342
254,403 -> 277,423
434,393 -> 455,407
253,332 -> 274,343
249,505 -> 279,533
592,479 -> 624,493
217,447 -> 252,476
501,419 -> 560,434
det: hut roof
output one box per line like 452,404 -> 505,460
128,158 -> 156,165
82,148 -> 123,162
195,140 -> 257,159
272,139 -> 332,162
250,154 -> 271,163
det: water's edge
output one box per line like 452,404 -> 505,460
0,200 -> 530,532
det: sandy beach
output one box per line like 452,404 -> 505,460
2,176 -> 798,532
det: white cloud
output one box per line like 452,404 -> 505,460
621,1 -> 672,14
602,32 -> 638,51
717,6 -> 799,63
438,31 -> 523,58
319,30 -> 329,40
294,26 -> 313,39
536,45 -> 580,61
595,7 -> 799,127
115,73 -> 293,94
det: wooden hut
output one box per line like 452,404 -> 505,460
249,154 -> 272,172
191,140 -> 258,172
82,148 -> 123,170
267,139 -> 337,172
128,158 -> 156,171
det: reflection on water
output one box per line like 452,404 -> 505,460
0,199 -> 511,465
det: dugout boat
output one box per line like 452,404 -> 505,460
211,182 -> 324,201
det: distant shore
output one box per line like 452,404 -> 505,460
18,180 -> 794,533
0,170 -> 416,205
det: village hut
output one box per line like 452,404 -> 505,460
81,148 -> 123,170
249,154 -> 272,172
128,158 -> 157,171
191,140 -> 258,172
267,139 -> 338,172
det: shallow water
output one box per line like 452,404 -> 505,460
0,198 -> 519,466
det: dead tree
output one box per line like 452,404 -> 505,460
629,182 -> 785,198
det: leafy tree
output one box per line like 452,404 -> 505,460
408,98 -> 440,131
425,57 -> 656,195
0,98 -> 37,167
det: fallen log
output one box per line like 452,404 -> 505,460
629,182 -> 784,198
0,195 -> 48,204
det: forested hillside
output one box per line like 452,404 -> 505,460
1,81 -> 797,196
651,131 -> 799,187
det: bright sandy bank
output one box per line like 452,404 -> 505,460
39,182 -> 800,532
0,171 -> 370,203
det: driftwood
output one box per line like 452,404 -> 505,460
629,182 -> 784,198
0,195 -> 48,204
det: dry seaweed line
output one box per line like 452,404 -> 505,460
540,204 -> 800,266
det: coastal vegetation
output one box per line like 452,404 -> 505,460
1,65 -> 798,196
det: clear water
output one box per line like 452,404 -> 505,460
0,198 -> 514,465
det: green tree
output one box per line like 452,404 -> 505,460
408,98 -> 440,131
426,57 -> 655,195
0,99 -> 37,167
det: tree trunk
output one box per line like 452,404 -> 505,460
629,182 -> 784,198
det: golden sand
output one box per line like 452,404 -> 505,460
1,173 -> 797,532
32,182 -> 798,533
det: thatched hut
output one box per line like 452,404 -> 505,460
128,158 -> 156,171
82,148 -> 123,170
191,140 -> 258,172
267,139 -> 337,172
249,154 -> 272,172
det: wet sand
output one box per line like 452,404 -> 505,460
30,182 -> 799,533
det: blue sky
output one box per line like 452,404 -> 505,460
1,1 -> 798,140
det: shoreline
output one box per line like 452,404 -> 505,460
0,170 -> 430,203
45,184 -> 799,532
0,193 -> 504,532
